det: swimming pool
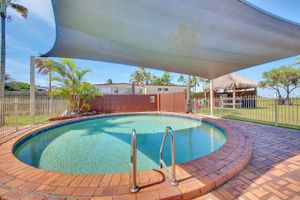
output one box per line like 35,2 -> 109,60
14,114 -> 227,174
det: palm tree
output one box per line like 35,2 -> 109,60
185,75 -> 192,113
0,0 -> 28,97
0,1 -> 27,125
50,58 -> 99,113
177,75 -> 192,112
130,67 -> 151,86
151,71 -> 173,85
178,75 -> 208,113
35,57 -> 55,92
177,75 -> 185,84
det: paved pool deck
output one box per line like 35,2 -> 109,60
0,113 -> 299,199
198,118 -> 300,200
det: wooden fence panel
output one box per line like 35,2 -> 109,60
159,92 -> 185,112
91,93 -> 186,113
91,94 -> 157,113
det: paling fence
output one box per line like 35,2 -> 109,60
0,94 -> 69,136
192,96 -> 300,129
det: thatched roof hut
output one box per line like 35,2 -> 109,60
204,73 -> 257,92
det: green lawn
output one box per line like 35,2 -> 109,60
195,98 -> 300,130
3,115 -> 56,127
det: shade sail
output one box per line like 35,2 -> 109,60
45,0 -> 300,79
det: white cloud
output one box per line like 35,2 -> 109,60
8,0 -> 55,27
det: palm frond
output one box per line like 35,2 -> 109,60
10,3 -> 28,18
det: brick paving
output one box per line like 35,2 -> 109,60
0,113 -> 299,199
198,119 -> 300,200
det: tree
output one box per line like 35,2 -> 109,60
185,75 -> 192,113
5,81 -> 30,91
178,75 -> 209,113
178,75 -> 192,113
259,65 -> 300,105
178,75 -> 207,92
106,78 -> 113,84
3,73 -> 34,91
4,73 -> 10,83
35,57 -> 55,92
130,67 -> 151,86
151,71 -> 173,85
50,58 -> 100,113
0,0 -> 28,97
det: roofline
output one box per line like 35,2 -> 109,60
94,83 -> 188,87
94,83 -> 133,86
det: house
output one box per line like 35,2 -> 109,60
94,83 -> 143,94
94,83 -> 187,94
143,84 -> 187,94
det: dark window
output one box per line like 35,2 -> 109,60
113,87 -> 118,93
158,88 -> 161,91
164,88 -> 168,91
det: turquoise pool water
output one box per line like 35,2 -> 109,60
14,114 -> 227,174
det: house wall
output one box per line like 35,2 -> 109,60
144,85 -> 187,94
95,84 -> 143,94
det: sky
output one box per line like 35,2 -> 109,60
6,0 -> 300,97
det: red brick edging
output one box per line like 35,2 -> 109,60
0,112 -> 252,199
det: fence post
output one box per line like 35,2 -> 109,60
0,96 -> 3,126
30,56 -> 35,125
209,80 -> 214,116
14,97 -> 19,131
50,95 -> 54,115
274,98 -> 278,127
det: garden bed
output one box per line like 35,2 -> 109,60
48,112 -> 100,121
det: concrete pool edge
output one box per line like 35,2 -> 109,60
0,112 -> 252,199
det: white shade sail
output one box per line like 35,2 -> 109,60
45,0 -> 300,79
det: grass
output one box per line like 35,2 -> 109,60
3,115 -> 56,127
195,98 -> 300,130
2,98 -> 300,130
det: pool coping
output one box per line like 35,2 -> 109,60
0,112 -> 252,199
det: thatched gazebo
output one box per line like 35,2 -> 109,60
204,73 -> 257,108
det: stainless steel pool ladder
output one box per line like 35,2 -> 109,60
130,129 -> 139,193
159,126 -> 179,186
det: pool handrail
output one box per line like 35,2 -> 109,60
130,129 -> 139,193
159,126 -> 179,186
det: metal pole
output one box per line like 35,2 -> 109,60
274,97 -> 278,127
233,88 -> 236,109
210,80 -> 214,116
0,0 -> 6,126
14,97 -> 18,131
170,129 -> 178,186
130,129 -> 139,193
30,56 -> 35,124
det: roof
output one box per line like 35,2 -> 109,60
45,0 -> 300,79
204,73 -> 257,91
94,83 -> 134,86
143,84 -> 187,87
94,83 -> 187,87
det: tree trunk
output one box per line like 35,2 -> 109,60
49,72 -> 52,92
284,92 -> 292,105
185,75 -> 192,113
0,6 -> 6,125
